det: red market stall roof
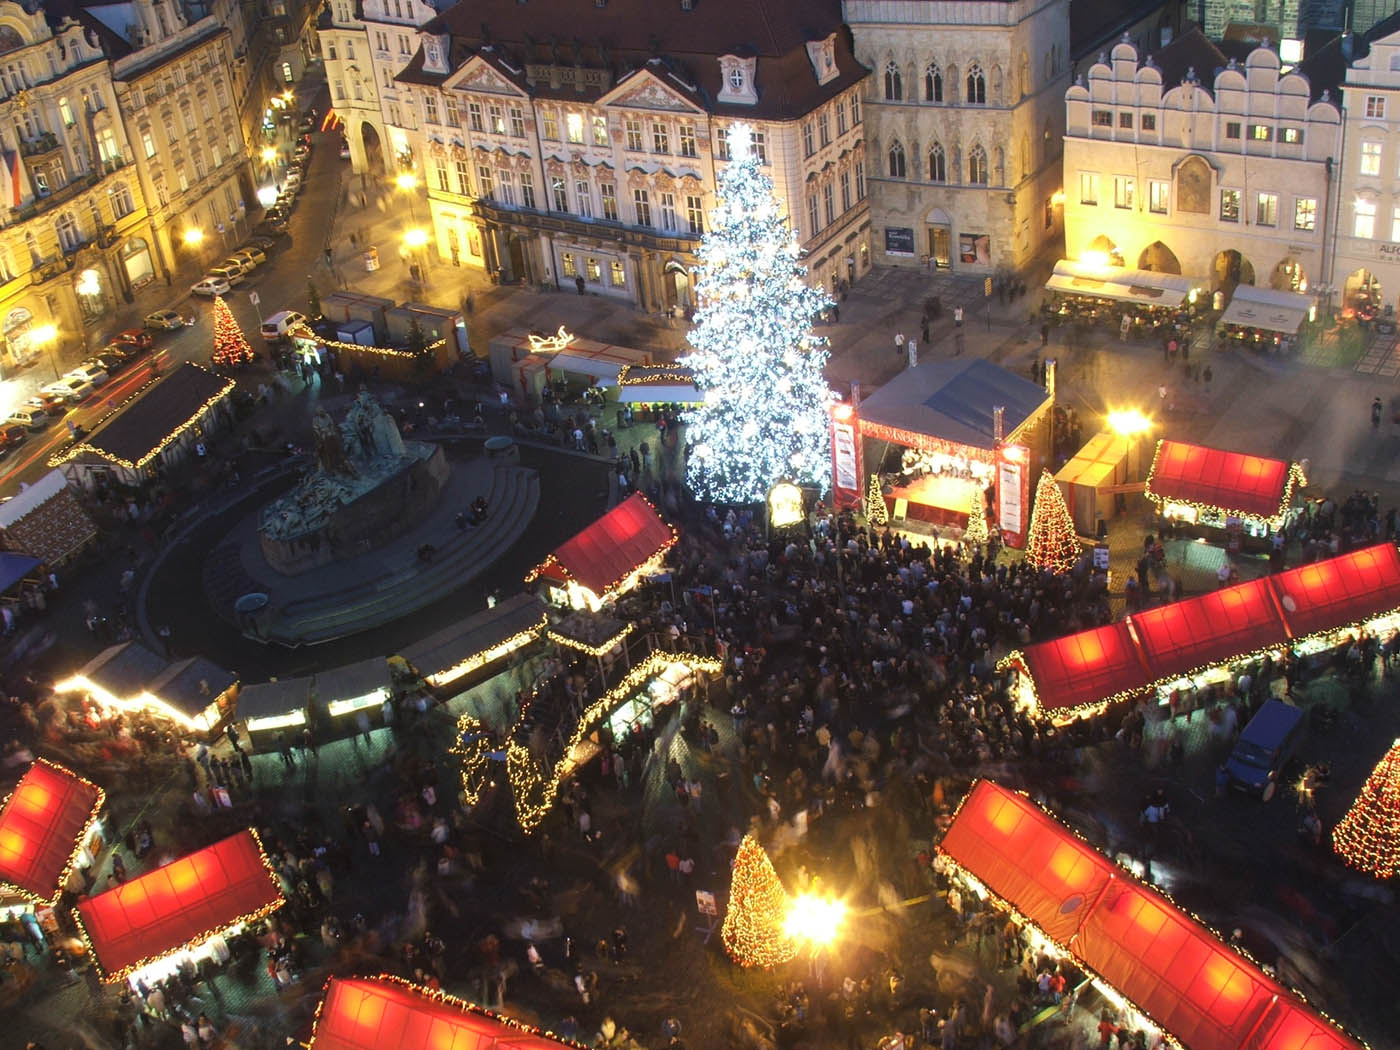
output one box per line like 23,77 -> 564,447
940,781 -> 1367,1050
0,759 -> 104,904
1129,576 -> 1285,681
75,829 -> 283,981
1017,622 -> 1150,715
1145,440 -> 1301,521
1271,544 -> 1400,640
311,976 -> 586,1050
1005,544 -> 1400,718
526,492 -> 677,598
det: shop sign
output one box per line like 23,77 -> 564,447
696,891 -> 718,916
998,461 -> 1023,535
1379,243 -> 1400,259
767,481 -> 804,528
832,418 -> 859,492
884,227 -> 916,256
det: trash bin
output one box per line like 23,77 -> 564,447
363,246 -> 380,271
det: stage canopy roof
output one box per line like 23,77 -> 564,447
1145,440 -> 1299,522
1220,285 -> 1313,335
527,492 -> 677,599
311,976 -> 584,1050
1045,260 -> 1200,308
940,781 -> 1365,1050
1006,544 -> 1400,717
75,829 -> 283,981
0,759 -> 103,904
856,358 -> 1051,452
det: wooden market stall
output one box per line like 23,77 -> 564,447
525,493 -> 677,609
1144,439 -> 1305,547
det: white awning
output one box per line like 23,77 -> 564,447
615,382 -> 704,403
1220,285 -> 1313,334
1045,260 -> 1201,308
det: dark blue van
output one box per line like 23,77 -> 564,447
1225,700 -> 1305,801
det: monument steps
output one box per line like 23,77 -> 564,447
265,463 -> 540,645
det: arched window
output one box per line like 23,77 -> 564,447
884,60 -> 902,101
925,63 -> 942,102
966,63 -> 986,105
108,181 -> 134,219
888,140 -> 906,178
928,142 -> 946,182
55,212 -> 80,251
968,145 -> 988,185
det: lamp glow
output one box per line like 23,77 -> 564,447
183,228 -> 205,246
1107,410 -> 1153,436
30,323 -> 57,345
395,172 -> 419,192
784,893 -> 847,946
403,228 -> 429,249
261,147 -> 277,163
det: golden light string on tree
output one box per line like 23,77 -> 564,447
721,834 -> 798,968
1332,738 -> 1400,879
1024,469 -> 1079,574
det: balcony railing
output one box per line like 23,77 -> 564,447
19,132 -> 61,157
8,171 -> 101,224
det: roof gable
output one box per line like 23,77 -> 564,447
600,65 -> 706,114
443,51 -> 529,96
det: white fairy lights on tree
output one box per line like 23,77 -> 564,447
681,123 -> 834,503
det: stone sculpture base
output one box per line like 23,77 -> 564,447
259,444 -> 450,575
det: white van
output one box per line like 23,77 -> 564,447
261,310 -> 307,343
206,264 -> 245,287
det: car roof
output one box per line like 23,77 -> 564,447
1239,699 -> 1304,743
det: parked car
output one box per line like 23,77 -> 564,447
191,276 -> 231,296
1225,699 -> 1305,800
230,246 -> 266,269
41,375 -> 95,403
206,264 -> 245,288
283,170 -> 303,193
295,142 -> 311,162
253,218 -> 288,237
145,309 -> 185,330
111,328 -> 154,351
25,392 -> 67,416
0,423 -> 27,449
66,362 -> 109,387
93,351 -> 130,374
260,309 -> 307,343
246,236 -> 278,254
298,113 -> 315,133
7,406 -> 50,430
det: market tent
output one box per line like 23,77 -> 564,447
73,642 -> 169,702
544,341 -> 651,386
75,829 -> 283,981
527,493 -> 677,599
145,657 -> 237,724
615,364 -> 704,403
1270,543 -> 1400,640
0,469 -> 98,566
0,552 -> 39,594
940,782 -> 1365,1050
311,976 -> 582,1050
1129,577 -> 1286,681
1145,439 -> 1299,521
856,358 -> 1051,452
1045,260 -> 1199,307
313,657 -> 391,717
0,759 -> 103,904
1220,285 -> 1313,334
236,678 -> 311,729
1015,622 -> 1150,715
398,593 -> 546,689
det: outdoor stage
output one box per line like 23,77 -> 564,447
884,473 -> 984,528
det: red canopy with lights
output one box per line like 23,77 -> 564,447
527,492 -> 676,597
1129,577 -> 1286,681
311,976 -> 582,1050
1269,543 -> 1400,640
1016,622 -> 1150,714
0,759 -> 103,904
1146,440 -> 1295,520
940,782 -> 1365,1050
75,829 -> 283,980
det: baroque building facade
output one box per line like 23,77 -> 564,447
1063,39 -> 1340,294
843,0 -> 1071,273
329,0 -> 872,312
0,1 -> 152,369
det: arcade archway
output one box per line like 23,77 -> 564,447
1212,250 -> 1255,296
361,122 -> 385,174
1137,241 -> 1181,274
1085,234 -> 1124,267
1270,258 -> 1307,293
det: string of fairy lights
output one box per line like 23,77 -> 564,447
0,759 -> 106,906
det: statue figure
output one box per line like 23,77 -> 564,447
312,407 -> 355,477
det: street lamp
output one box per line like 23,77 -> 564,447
183,227 -> 205,248
31,322 -> 60,380
403,227 -> 430,286
395,171 -> 421,223
783,893 -> 847,947
1107,408 -> 1153,483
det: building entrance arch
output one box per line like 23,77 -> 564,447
1137,241 -> 1181,274
1343,267 -> 1381,316
1270,258 -> 1307,293
925,207 -> 952,270
1212,250 -> 1254,297
361,122 -> 385,174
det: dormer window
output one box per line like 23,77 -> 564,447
806,34 -> 840,85
681,0 -> 694,9
718,55 -> 757,104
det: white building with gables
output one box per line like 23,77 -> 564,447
327,0 -> 871,312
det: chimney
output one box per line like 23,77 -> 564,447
1045,358 -> 1056,399
993,405 -> 1005,444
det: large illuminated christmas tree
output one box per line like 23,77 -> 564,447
681,123 -> 833,503
211,296 -> 255,368
1332,739 -> 1400,879
1025,470 -> 1079,574
722,834 -> 797,968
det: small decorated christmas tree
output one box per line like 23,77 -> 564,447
721,834 -> 797,968
1025,470 -> 1079,574
211,296 -> 255,368
1333,739 -> 1400,879
865,474 -> 889,526
964,489 -> 989,547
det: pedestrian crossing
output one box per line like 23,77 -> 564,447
1354,332 -> 1400,377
